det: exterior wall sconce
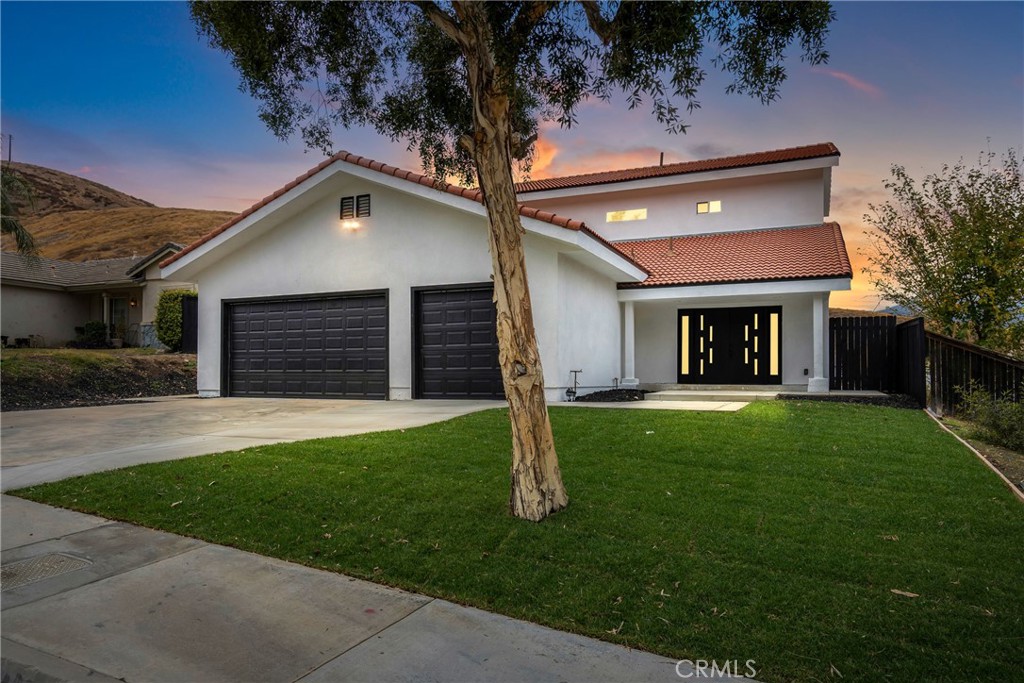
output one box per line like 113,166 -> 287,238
129,297 -> 138,307
340,219 -> 361,231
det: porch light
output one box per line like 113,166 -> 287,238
340,219 -> 361,231
129,297 -> 137,307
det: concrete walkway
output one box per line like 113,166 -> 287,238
1,397 -> 753,682
2,495 -> 752,683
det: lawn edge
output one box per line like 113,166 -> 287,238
926,409 -> 1024,503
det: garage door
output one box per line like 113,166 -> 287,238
415,286 -> 504,399
226,293 -> 387,399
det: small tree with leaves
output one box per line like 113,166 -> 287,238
191,0 -> 834,520
865,150 -> 1024,358
1,166 -> 36,254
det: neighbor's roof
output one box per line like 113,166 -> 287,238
1,252 -> 139,288
161,152 -> 634,270
125,242 -> 183,277
515,142 -> 840,193
615,223 -> 852,288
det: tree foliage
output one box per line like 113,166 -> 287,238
1,166 -> 36,254
864,150 -> 1024,357
190,0 -> 834,520
156,289 -> 198,352
191,1 -> 833,181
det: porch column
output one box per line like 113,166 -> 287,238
621,301 -> 639,387
102,293 -> 110,341
808,293 -> 829,393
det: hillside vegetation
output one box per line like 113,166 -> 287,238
4,161 -> 154,216
2,162 -> 236,260
16,207 -> 237,261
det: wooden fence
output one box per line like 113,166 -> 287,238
830,316 -> 897,392
181,296 -> 199,354
927,331 -> 1024,416
829,315 -> 927,406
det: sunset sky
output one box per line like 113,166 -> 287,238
2,1 -> 1021,310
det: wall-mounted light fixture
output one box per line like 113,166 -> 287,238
129,297 -> 138,307
340,219 -> 361,231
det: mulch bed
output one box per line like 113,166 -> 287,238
778,392 -> 922,409
574,389 -> 647,402
2,354 -> 197,412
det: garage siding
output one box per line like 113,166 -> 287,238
226,293 -> 387,398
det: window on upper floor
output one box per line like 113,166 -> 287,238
606,208 -> 647,222
696,200 -> 722,214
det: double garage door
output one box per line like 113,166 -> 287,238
225,286 -> 502,399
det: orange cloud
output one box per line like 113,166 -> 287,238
530,136 -> 559,177
531,146 -> 667,180
813,68 -> 884,100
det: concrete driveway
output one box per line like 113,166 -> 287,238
1,397 -> 501,492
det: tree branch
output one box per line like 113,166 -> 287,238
580,0 -> 614,43
411,0 -> 470,49
511,1 -> 554,38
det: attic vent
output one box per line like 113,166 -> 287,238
341,194 -> 371,219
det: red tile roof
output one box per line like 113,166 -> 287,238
161,151 -> 615,269
515,142 -> 840,193
615,223 -> 852,288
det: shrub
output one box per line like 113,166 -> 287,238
957,382 -> 1024,453
75,320 -> 109,349
155,289 -> 197,352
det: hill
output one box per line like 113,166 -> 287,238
4,161 -> 155,216
2,162 -> 236,261
10,207 -> 237,261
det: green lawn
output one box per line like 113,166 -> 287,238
13,402 -> 1023,682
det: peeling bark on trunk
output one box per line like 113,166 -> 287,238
456,4 -> 568,522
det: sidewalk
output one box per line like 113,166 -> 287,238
1,495 -> 750,683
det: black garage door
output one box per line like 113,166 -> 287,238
226,293 -> 387,398
415,286 -> 504,399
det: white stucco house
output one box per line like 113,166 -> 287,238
160,142 -> 851,401
1,243 -> 194,348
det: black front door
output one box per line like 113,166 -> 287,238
678,306 -> 782,384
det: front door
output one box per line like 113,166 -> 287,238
109,297 -> 129,341
678,307 -> 782,385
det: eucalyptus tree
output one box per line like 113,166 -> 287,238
191,0 -> 834,521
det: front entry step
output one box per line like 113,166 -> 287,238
645,389 -> 782,402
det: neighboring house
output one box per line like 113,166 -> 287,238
160,143 -> 851,401
1,243 -> 194,348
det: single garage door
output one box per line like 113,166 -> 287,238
226,293 -> 387,399
415,286 -> 504,399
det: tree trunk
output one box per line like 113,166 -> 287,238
456,5 -> 568,522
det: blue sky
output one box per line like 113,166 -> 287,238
2,1 -> 1022,308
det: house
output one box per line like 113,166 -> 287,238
159,143 -> 851,401
1,243 -> 194,348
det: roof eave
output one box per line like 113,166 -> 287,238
618,276 -> 853,301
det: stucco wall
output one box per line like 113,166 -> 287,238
525,170 -> 826,241
192,175 -> 577,400
141,261 -> 196,325
1,285 -> 90,346
633,293 -> 816,386
555,255 -> 622,397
